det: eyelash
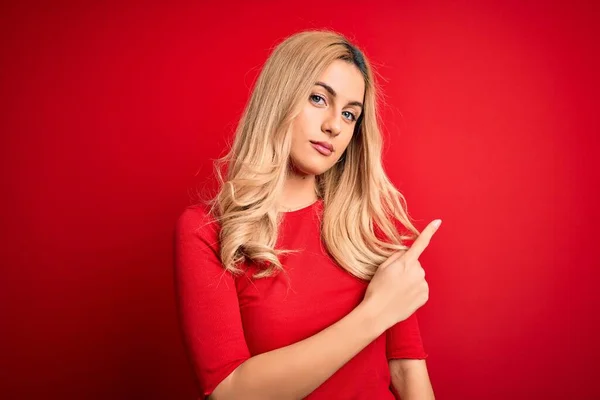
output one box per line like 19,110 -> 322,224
310,94 -> 357,122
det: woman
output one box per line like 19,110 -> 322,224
175,30 -> 441,399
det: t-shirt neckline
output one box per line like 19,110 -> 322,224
279,198 -> 322,216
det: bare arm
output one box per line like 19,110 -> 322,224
389,359 -> 435,400
211,302 -> 384,400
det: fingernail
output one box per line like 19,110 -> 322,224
433,219 -> 442,229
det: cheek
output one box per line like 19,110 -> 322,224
337,132 -> 354,152
301,104 -> 319,122
292,114 -> 309,138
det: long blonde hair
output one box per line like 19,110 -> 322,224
202,30 -> 420,280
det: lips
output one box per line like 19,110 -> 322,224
310,141 -> 334,152
310,141 -> 333,156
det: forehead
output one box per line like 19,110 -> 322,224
316,59 -> 365,102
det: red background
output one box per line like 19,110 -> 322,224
2,1 -> 599,399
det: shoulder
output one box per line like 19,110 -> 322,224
176,203 -> 217,228
175,203 -> 221,251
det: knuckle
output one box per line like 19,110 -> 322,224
422,284 -> 429,301
399,259 -> 410,270
415,262 -> 424,276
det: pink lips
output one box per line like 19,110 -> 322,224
310,141 -> 333,156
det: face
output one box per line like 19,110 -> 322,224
289,59 -> 365,177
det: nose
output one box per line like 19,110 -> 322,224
321,110 -> 342,137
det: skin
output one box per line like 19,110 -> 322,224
280,59 -> 435,398
211,219 -> 441,400
390,358 -> 435,399
278,59 -> 364,210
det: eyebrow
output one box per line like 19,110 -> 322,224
315,81 -> 363,109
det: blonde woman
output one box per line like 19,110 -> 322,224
175,30 -> 441,399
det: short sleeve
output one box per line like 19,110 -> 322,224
174,206 -> 251,397
386,311 -> 428,360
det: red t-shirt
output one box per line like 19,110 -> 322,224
174,198 -> 428,399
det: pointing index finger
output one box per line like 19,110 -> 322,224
404,219 -> 442,262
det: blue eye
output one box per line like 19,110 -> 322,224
343,111 -> 357,121
310,94 -> 325,105
310,94 -> 358,123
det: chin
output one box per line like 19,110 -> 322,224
292,160 -> 331,176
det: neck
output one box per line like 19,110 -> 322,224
278,166 -> 318,212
